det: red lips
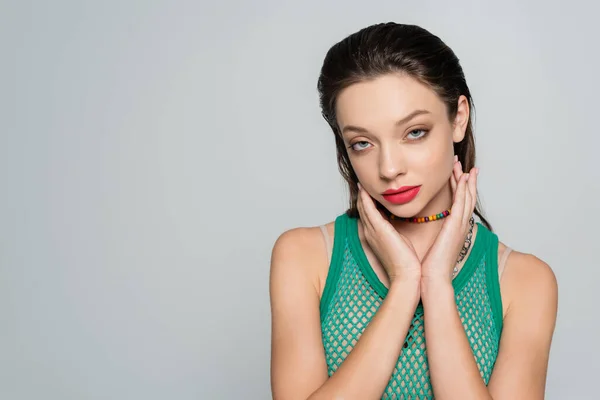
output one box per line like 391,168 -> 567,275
382,186 -> 420,195
381,186 -> 421,205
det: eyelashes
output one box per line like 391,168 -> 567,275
350,141 -> 371,152
407,128 -> 428,140
347,129 -> 430,153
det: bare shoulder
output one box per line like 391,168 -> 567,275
269,223 -> 336,397
269,222 -> 334,296
488,245 -> 559,396
497,241 -> 558,316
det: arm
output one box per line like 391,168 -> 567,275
270,227 -> 421,400
420,253 -> 558,400
486,253 -> 558,399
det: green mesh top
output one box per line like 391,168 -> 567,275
320,212 -> 503,399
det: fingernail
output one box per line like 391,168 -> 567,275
357,182 -> 362,190
476,168 -> 480,176
465,173 -> 470,181
454,155 -> 458,162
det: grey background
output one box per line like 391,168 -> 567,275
1,0 -> 598,399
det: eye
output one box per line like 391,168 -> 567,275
407,129 -> 428,140
349,141 -> 372,152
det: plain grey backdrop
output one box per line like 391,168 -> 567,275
2,0 -> 599,399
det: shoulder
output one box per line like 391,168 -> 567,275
269,224 -> 335,397
270,223 -> 334,265
486,245 -> 558,396
498,243 -> 558,318
269,222 -> 335,296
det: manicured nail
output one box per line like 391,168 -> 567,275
454,155 -> 458,162
357,182 -> 362,190
476,168 -> 480,176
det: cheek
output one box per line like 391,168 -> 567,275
410,140 -> 448,170
409,136 -> 454,186
347,155 -> 374,184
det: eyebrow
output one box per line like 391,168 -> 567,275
341,109 -> 431,135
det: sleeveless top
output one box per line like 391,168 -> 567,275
319,212 -> 506,399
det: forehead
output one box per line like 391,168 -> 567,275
336,73 -> 447,131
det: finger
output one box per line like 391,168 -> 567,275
357,184 -> 374,233
376,203 -> 390,222
454,159 -> 463,182
452,173 -> 468,224
463,173 -> 473,226
356,184 -> 366,225
469,168 -> 478,209
360,184 -> 386,230
454,162 -> 463,198
466,168 -> 477,215
356,183 -> 364,221
451,158 -> 462,199
450,168 -> 457,197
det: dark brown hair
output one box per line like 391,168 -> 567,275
317,22 -> 492,231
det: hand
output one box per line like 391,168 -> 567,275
420,157 -> 479,283
356,182 -> 422,283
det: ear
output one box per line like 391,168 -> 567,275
452,95 -> 470,143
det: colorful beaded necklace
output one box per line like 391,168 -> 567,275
390,209 -> 451,223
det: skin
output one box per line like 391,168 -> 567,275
269,73 -> 558,399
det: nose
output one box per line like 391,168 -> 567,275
378,145 -> 407,181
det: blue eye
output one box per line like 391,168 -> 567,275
407,129 -> 428,140
350,141 -> 371,152
407,129 -> 429,140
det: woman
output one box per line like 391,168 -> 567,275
269,22 -> 558,400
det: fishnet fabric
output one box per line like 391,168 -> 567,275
321,239 -> 500,399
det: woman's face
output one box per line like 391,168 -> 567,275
335,73 -> 469,218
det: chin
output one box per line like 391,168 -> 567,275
380,200 -> 427,219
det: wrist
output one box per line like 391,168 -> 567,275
420,276 -> 454,299
390,274 -> 421,288
389,278 -> 421,305
420,266 -> 453,286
